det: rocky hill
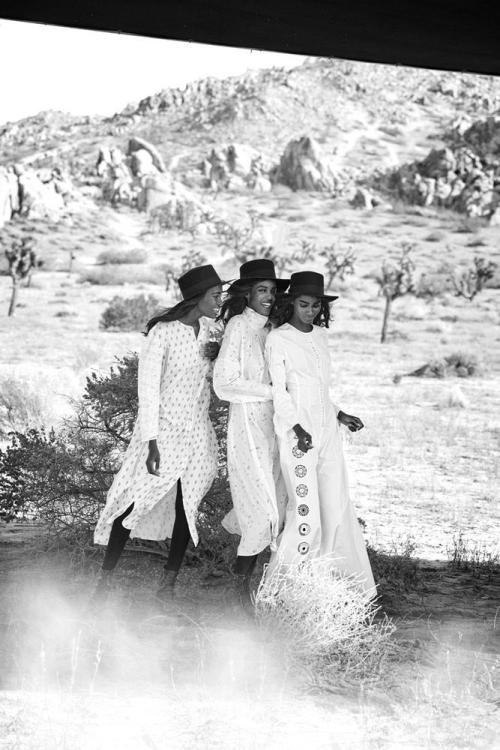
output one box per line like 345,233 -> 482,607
2,56 -> 500,233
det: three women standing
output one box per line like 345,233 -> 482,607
264,271 -> 376,597
213,259 -> 289,606
93,265 -> 223,600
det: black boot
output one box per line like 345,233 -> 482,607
156,569 -> 178,603
234,573 -> 255,616
88,569 -> 113,607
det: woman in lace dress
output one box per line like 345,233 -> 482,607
93,265 -> 224,601
213,259 -> 289,608
264,271 -> 376,597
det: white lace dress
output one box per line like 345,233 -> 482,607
264,323 -> 376,596
213,307 -> 287,556
94,318 -> 218,546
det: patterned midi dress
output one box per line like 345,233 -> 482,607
213,307 -> 287,556
264,323 -> 376,596
94,318 -> 218,546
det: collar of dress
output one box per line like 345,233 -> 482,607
243,306 -> 270,330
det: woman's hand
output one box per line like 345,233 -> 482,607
337,411 -> 364,432
201,342 -> 220,361
293,423 -> 313,453
146,439 -> 161,476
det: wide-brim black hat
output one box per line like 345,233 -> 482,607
177,264 -> 225,301
288,271 -> 338,302
230,258 -> 290,291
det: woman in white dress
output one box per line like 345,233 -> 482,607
213,259 -> 289,607
264,271 -> 376,597
93,264 -> 224,601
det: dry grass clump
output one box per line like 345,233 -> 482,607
97,248 -> 147,265
255,556 -> 396,687
447,531 -> 500,578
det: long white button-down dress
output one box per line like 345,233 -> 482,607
94,318 -> 218,546
213,307 -> 287,556
264,323 -> 376,596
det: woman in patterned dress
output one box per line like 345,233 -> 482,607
213,259 -> 289,608
93,265 -> 224,601
264,271 -> 376,596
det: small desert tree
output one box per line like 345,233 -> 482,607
450,256 -> 497,301
291,240 -> 317,265
5,238 -> 43,316
319,244 -> 356,290
375,243 -> 416,343
210,209 -> 261,262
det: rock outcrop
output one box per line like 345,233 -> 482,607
202,143 -> 271,192
272,136 -> 338,192
373,121 -> 500,221
0,163 -> 70,227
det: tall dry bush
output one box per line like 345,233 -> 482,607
0,354 -> 233,568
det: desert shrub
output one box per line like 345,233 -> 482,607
415,270 -> 453,298
453,217 -> 486,234
0,375 -> 46,437
450,256 -> 497,301
393,349 -> 482,383
447,531 -> 500,579
424,230 -> 445,242
97,248 -> 147,265
100,294 -> 161,332
0,354 -> 233,568
255,557 -> 397,687
79,265 -> 165,286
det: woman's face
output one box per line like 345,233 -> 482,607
197,285 -> 223,318
292,294 -> 322,326
247,280 -> 277,317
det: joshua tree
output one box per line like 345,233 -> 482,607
291,240 -> 317,265
450,256 -> 496,301
375,243 -> 416,343
320,244 -> 356,290
210,210 -> 261,262
5,238 -> 43,317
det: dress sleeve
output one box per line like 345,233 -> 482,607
137,323 -> 168,441
265,333 -> 298,434
213,316 -> 272,403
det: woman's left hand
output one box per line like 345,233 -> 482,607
202,342 -> 220,361
337,411 -> 364,432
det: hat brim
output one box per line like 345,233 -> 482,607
229,277 -> 290,292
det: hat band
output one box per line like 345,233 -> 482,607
289,283 -> 327,298
240,271 -> 278,281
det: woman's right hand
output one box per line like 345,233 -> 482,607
293,424 -> 313,453
146,440 -> 161,476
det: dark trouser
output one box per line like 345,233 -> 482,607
101,481 -> 191,573
234,554 -> 258,577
